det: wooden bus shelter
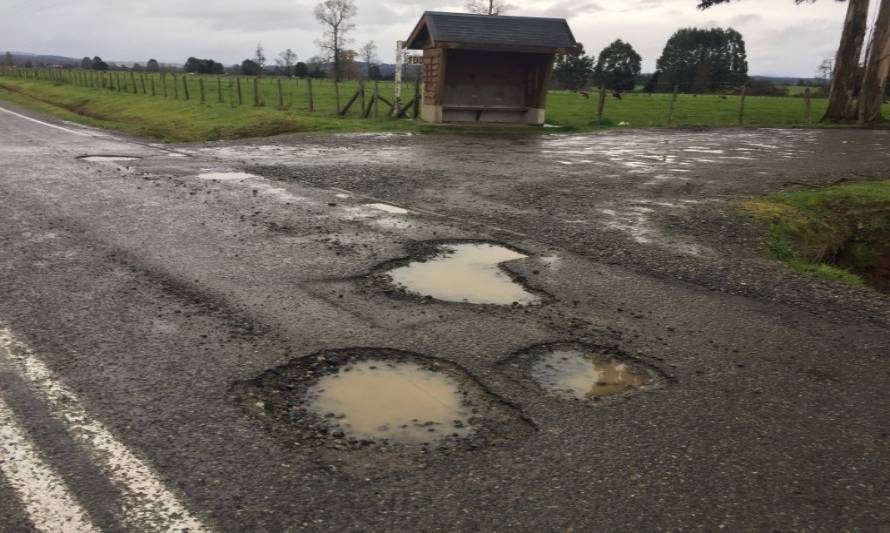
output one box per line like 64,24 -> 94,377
405,11 -> 578,125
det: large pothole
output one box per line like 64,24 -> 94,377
371,240 -> 545,306
502,343 -> 666,402
231,348 -> 535,474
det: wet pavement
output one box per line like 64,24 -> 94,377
1,102 -> 890,531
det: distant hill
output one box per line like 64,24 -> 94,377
750,75 -> 822,85
6,51 -> 79,66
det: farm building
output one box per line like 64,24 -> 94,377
405,11 -> 578,125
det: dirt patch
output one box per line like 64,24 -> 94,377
230,348 -> 535,477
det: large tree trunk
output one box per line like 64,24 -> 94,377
823,0 -> 870,122
858,0 -> 890,124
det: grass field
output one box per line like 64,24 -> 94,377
744,181 -> 890,290
0,68 -> 887,142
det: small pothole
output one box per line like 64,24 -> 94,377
503,343 -> 666,402
77,155 -> 141,162
231,348 -> 534,454
371,241 -> 544,306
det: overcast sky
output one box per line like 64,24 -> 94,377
0,0 -> 871,76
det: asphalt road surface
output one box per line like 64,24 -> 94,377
1,103 -> 889,532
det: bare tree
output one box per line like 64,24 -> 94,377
276,48 -> 298,76
858,0 -> 890,124
255,43 -> 266,70
359,40 -> 378,78
466,0 -> 511,15
314,0 -> 357,82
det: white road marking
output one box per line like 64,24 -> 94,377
0,395 -> 100,533
0,325 -> 212,532
0,106 -> 96,137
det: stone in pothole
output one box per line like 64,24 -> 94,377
531,349 -> 655,400
385,242 -> 539,305
307,360 -> 473,445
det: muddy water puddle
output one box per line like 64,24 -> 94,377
78,155 -> 140,162
532,350 -> 653,399
307,360 -> 473,444
383,242 -> 540,305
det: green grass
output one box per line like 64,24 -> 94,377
744,180 -> 890,289
1,68 -> 888,142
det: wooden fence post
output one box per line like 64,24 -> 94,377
162,73 -> 168,98
150,77 -> 155,96
277,78 -> 284,108
236,77 -> 243,105
199,77 -> 205,103
413,71 -> 420,119
359,81 -> 365,114
182,75 -> 190,100
373,81 -> 379,118
253,77 -> 260,106
217,77 -> 223,103
738,84 -> 747,125
307,78 -> 314,112
804,87 -> 812,126
140,73 -> 146,94
668,84 -> 679,125
130,71 -> 137,94
596,83 -> 607,124
334,81 -> 341,113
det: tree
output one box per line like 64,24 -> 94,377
359,40 -> 378,78
91,56 -> 108,70
255,43 -> 266,71
816,57 -> 834,86
314,0 -> 357,82
276,48 -> 298,76
466,0 -> 510,15
858,0 -> 890,123
653,27 -> 748,92
554,46 -> 594,91
294,62 -> 309,77
146,59 -> 160,72
185,57 -> 223,74
80,56 -> 93,69
698,0 -> 870,123
240,59 -> 261,76
593,39 -> 642,91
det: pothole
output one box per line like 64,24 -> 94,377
231,348 -> 535,470
373,241 -> 543,305
77,155 -> 141,162
502,343 -> 666,402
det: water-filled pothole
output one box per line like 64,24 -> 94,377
307,360 -> 473,444
231,348 -> 534,453
503,343 -> 665,402
77,155 -> 141,162
375,241 -> 543,305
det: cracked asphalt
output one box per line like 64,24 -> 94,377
1,102 -> 889,531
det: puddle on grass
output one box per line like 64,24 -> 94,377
532,349 -> 653,400
385,242 -> 540,305
307,360 -> 473,445
78,155 -> 140,162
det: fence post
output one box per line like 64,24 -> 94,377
738,84 -> 747,126
199,77 -> 205,103
236,77 -> 243,105
596,83 -> 607,124
335,80 -> 343,113
373,81 -> 379,118
253,77 -> 260,106
413,71 -> 420,119
162,73 -> 168,98
804,87 -> 812,126
359,81 -> 365,114
277,77 -> 284,108
307,78 -> 314,112
668,84 -> 679,125
130,71 -> 137,94
150,77 -> 155,96
217,77 -> 223,104
140,73 -> 146,94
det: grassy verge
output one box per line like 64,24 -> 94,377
744,180 -> 890,290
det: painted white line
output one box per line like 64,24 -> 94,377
0,106 -> 95,137
0,326 -> 211,532
0,395 -> 100,533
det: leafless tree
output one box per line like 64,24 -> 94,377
816,58 -> 833,85
360,40 -> 378,78
314,0 -> 357,82
465,0 -> 511,15
276,48 -> 298,75
254,43 -> 266,69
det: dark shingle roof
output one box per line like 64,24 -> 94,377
406,11 -> 577,51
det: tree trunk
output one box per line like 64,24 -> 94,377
823,0 -> 870,122
859,0 -> 890,124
